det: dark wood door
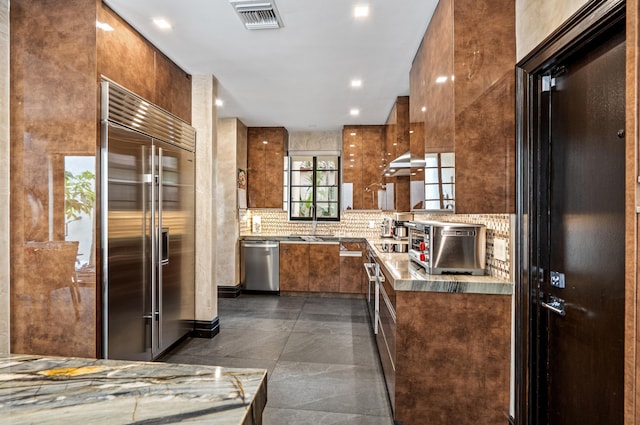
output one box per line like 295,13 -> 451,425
532,25 -> 625,425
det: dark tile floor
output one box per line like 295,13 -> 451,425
162,294 -> 394,425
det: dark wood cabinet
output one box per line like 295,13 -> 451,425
279,243 -> 309,292
342,125 -> 385,210
247,127 -> 288,208
309,243 -> 340,292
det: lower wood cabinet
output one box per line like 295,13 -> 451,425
279,243 -> 309,292
279,242 -> 340,293
339,242 -> 364,294
309,243 -> 340,292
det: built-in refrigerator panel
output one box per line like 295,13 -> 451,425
154,140 -> 195,355
103,123 -> 154,361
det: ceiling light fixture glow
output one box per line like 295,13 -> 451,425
350,132 -> 357,136
436,76 -> 448,83
215,98 -> 224,107
351,79 -> 362,88
354,5 -> 369,18
421,106 -> 427,112
350,108 -> 360,116
153,17 -> 172,30
96,21 -> 114,32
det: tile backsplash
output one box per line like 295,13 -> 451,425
240,209 -> 514,282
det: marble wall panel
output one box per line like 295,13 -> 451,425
0,0 -> 9,355
10,0 -> 98,357
97,4 -> 155,102
516,0 -> 588,60
192,76 -> 218,321
216,117 -> 241,287
288,130 -> 340,152
395,291 -> 511,424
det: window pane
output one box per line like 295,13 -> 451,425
290,202 -> 313,218
316,170 -> 338,186
441,152 -> 455,167
291,157 -> 314,170
441,168 -> 455,183
425,184 -> 441,200
290,170 -> 313,187
424,168 -> 440,183
425,153 -> 439,167
317,156 -> 338,170
316,187 -> 338,202
316,202 -> 338,218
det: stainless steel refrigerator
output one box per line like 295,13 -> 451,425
100,81 -> 195,361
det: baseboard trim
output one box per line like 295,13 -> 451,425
192,317 -> 219,339
218,285 -> 242,298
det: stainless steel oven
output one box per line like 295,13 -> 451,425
407,220 -> 486,275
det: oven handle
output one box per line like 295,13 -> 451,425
364,263 -> 385,282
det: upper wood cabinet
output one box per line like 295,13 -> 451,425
247,127 -> 288,208
410,0 -> 515,214
384,96 -> 411,212
342,125 -> 386,210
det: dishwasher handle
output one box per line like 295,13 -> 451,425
242,241 -> 279,249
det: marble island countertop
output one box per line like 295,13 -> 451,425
0,355 -> 267,424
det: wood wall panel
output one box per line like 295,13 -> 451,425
10,0 -> 98,357
97,4 -> 155,102
155,52 -> 192,123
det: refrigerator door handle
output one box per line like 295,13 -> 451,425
160,227 -> 169,265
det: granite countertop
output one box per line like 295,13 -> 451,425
368,242 -> 513,295
0,355 -> 267,425
239,234 -> 512,295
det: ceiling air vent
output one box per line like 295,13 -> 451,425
229,0 -> 284,30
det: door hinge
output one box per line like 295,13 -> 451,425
542,75 -> 556,92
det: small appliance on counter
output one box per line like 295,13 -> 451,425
392,212 -> 412,240
380,217 -> 394,238
407,220 -> 486,275
377,240 -> 409,253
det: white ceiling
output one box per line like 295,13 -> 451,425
103,0 -> 438,131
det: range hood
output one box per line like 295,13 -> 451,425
382,151 -> 426,177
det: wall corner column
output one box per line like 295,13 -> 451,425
192,75 -> 219,337
0,0 -> 10,355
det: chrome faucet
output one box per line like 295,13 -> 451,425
310,205 -> 317,235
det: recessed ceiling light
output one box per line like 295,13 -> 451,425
215,98 -> 224,107
421,106 -> 427,112
354,5 -> 369,18
350,108 -> 360,116
153,17 -> 172,30
436,76 -> 448,83
96,21 -> 114,32
351,79 -> 362,88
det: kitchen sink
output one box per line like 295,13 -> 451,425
288,234 -> 335,242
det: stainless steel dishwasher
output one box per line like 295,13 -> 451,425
241,240 -> 280,292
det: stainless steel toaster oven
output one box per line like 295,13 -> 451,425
406,220 -> 486,275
